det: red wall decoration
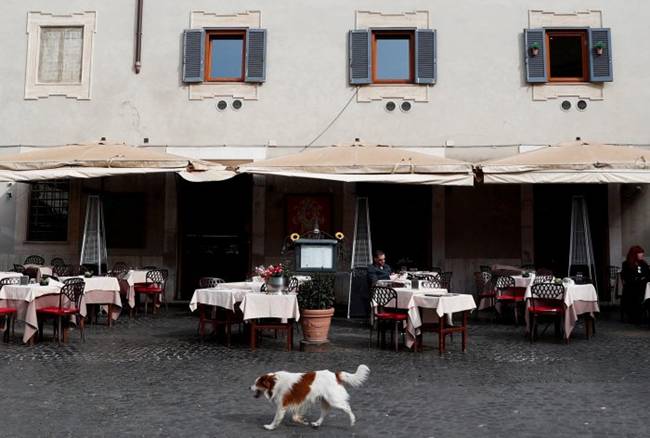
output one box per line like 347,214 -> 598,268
285,195 -> 332,235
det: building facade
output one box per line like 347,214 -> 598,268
1,0 -> 649,305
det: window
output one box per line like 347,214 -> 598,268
546,30 -> 588,82
372,31 -> 414,83
38,27 -> 84,84
205,30 -> 246,82
27,181 -> 70,242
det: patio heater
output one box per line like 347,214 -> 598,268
80,195 -> 108,275
568,195 -> 597,291
347,197 -> 373,318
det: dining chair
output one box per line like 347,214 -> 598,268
529,282 -> 565,343
533,275 -> 554,285
50,257 -> 65,266
12,264 -> 25,274
0,277 -> 20,342
36,278 -> 85,344
495,275 -> 526,325
198,277 -> 225,288
24,255 -> 45,266
52,264 -> 73,278
370,286 -> 407,352
133,269 -> 166,316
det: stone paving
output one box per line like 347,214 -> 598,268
1,308 -> 649,438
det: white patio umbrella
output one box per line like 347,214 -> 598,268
0,141 -> 235,182
238,142 -> 474,186
478,141 -> 650,184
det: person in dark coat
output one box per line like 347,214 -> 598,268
621,245 -> 650,322
367,250 -> 392,287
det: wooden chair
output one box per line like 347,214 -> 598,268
36,278 -> 85,344
495,276 -> 526,325
0,277 -> 20,342
529,282 -> 565,343
370,286 -> 407,352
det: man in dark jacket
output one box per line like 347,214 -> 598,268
367,250 -> 392,287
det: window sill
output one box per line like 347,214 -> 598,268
357,83 -> 429,102
189,82 -> 258,101
532,82 -> 603,101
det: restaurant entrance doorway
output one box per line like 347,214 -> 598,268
177,175 -> 252,300
533,184 -> 609,299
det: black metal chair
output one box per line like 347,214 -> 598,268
370,286 -> 407,352
0,277 -> 20,342
24,255 -> 44,266
52,264 -> 73,278
198,277 -> 225,288
287,276 -> 300,293
50,257 -> 65,267
12,264 -> 25,274
111,261 -> 129,274
133,269 -> 166,316
495,276 -> 526,325
474,271 -> 495,317
533,275 -> 554,285
439,272 -> 453,290
529,282 -> 565,343
36,278 -> 85,344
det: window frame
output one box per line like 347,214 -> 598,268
204,29 -> 247,82
26,180 -> 71,243
371,29 -> 415,84
545,29 -> 589,83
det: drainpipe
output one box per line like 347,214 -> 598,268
134,0 -> 143,73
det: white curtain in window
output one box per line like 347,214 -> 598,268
38,27 -> 83,83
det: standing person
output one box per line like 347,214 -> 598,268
621,245 -> 650,323
367,250 -> 392,287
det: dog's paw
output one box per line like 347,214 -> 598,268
263,424 -> 276,431
292,416 -> 308,425
310,422 -> 321,428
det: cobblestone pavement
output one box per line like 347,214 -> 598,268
1,308 -> 649,438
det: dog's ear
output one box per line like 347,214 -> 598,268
258,373 -> 276,395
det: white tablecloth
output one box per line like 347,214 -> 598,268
406,293 -> 476,348
123,270 -> 150,308
239,293 -> 300,321
0,272 -> 23,282
189,288 -> 248,312
219,281 -> 264,292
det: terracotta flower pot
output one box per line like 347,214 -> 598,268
300,308 -> 335,343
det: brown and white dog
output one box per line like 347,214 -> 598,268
250,364 -> 370,430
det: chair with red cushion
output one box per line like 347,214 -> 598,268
36,277 -> 85,344
133,269 -> 167,316
495,275 -> 526,325
370,286 -> 407,352
0,277 -> 21,342
529,282 -> 565,343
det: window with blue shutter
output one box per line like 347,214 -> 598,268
349,30 -> 371,84
589,28 -> 613,82
245,28 -> 266,82
415,29 -> 436,84
183,29 -> 205,83
524,28 -> 547,83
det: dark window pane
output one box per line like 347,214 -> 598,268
210,36 -> 243,78
375,36 -> 410,80
28,180 -> 70,241
549,35 -> 584,78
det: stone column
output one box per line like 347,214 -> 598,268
521,185 -> 534,265
251,175 -> 267,268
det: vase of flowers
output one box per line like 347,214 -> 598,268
255,264 -> 285,290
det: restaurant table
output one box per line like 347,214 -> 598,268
123,270 -> 152,308
189,287 -> 249,312
0,283 -> 71,343
405,292 -> 476,352
525,282 -> 599,340
0,272 -> 23,282
478,274 -> 533,311
60,276 -> 122,325
239,292 -> 300,351
24,264 -> 53,282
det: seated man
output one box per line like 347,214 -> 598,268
367,250 -> 392,287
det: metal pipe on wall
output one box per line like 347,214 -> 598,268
134,0 -> 143,73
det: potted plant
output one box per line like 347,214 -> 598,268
529,42 -> 540,57
297,273 -> 335,343
255,264 -> 285,290
594,41 -> 605,56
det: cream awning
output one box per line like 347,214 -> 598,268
238,143 -> 474,186
0,142 -> 235,182
478,141 -> 650,184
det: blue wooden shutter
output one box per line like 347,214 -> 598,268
524,28 -> 547,83
415,29 -> 437,84
589,28 -> 613,82
349,30 -> 371,85
182,29 -> 205,83
246,28 -> 267,83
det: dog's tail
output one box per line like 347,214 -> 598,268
337,364 -> 370,388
